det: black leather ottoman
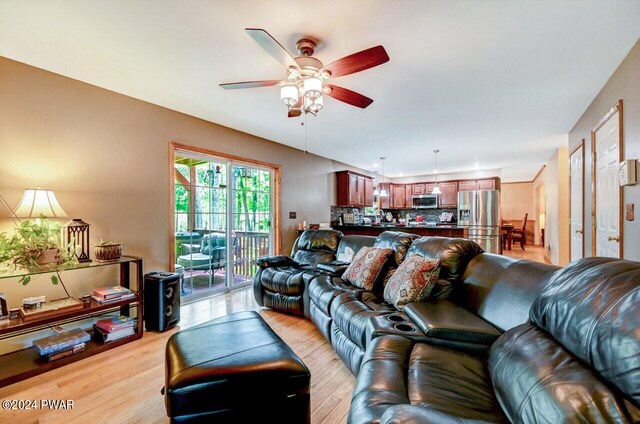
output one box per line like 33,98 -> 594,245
164,311 -> 310,423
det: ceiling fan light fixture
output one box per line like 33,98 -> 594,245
280,85 -> 298,107
303,77 -> 323,99
307,95 -> 323,114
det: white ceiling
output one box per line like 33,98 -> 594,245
2,1 -> 640,180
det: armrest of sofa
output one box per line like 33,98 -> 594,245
256,255 -> 297,269
316,262 -> 349,276
404,300 -> 501,345
381,405 -> 472,424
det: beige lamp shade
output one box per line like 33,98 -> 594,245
13,188 -> 68,218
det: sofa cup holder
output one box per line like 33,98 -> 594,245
393,323 -> 416,333
386,314 -> 407,323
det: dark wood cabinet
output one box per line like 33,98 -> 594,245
477,179 -> 496,190
457,178 -> 497,192
411,184 -> 425,195
336,171 -> 373,207
391,184 -> 407,208
364,178 -> 373,206
372,177 -> 499,209
424,183 -> 437,195
457,180 -> 477,191
378,183 -> 391,209
438,181 -> 458,208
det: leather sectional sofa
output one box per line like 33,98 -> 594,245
254,230 -> 640,423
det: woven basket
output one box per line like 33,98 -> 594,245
94,243 -> 122,261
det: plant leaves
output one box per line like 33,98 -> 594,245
20,275 -> 31,285
51,275 -> 59,285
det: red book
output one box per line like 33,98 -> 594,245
96,316 -> 136,332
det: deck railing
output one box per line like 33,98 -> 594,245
232,231 -> 270,278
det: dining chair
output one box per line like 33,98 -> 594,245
511,213 -> 528,250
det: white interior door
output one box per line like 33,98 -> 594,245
570,144 -> 584,261
594,109 -> 621,258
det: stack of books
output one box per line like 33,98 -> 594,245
93,316 -> 136,343
91,286 -> 136,304
33,328 -> 90,362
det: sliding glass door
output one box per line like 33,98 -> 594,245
229,165 -> 272,289
172,148 -> 274,300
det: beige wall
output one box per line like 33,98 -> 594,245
544,147 -> 570,266
569,39 -> 640,261
500,182 -> 533,222
0,56 -> 368,305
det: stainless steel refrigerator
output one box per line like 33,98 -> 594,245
457,190 -> 501,254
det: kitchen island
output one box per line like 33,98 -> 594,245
332,224 -> 468,238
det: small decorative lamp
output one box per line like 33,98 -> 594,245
66,219 -> 91,263
13,188 -> 68,218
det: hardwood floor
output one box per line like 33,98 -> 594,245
502,244 -> 550,264
0,288 -> 354,424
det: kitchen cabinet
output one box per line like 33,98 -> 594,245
458,179 -> 497,191
336,171 -> 373,207
458,180 -> 477,191
477,179 -> 496,190
424,183 -> 437,195
438,182 -> 458,208
378,183 -> 391,209
405,184 -> 412,208
412,184 -> 425,195
364,178 -> 373,206
391,184 -> 407,208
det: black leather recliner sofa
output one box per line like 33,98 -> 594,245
254,230 -> 640,423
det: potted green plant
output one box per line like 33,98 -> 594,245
0,232 -> 13,265
9,217 -> 77,285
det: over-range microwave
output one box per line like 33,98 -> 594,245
412,194 -> 438,209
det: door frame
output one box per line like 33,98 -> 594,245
590,100 -> 623,257
569,139 -> 585,259
168,141 -> 282,270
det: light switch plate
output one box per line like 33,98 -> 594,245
626,203 -> 634,221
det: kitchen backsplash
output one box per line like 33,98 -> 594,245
330,206 -> 457,224
389,209 -> 457,222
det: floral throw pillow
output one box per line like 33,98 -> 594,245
342,246 -> 393,291
383,255 -> 441,310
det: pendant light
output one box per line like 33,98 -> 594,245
373,171 -> 380,196
379,157 -> 388,197
432,150 -> 442,195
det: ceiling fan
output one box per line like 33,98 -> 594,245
220,28 -> 390,117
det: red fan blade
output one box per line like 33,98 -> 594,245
288,97 -> 303,118
325,84 -> 374,108
219,80 -> 282,89
322,45 -> 389,78
246,28 -> 299,70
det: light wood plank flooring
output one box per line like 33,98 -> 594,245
502,244 -> 550,264
0,289 -> 354,424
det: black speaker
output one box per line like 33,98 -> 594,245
144,271 -> 180,332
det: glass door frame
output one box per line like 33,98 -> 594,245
226,161 -> 275,289
169,142 -> 282,291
